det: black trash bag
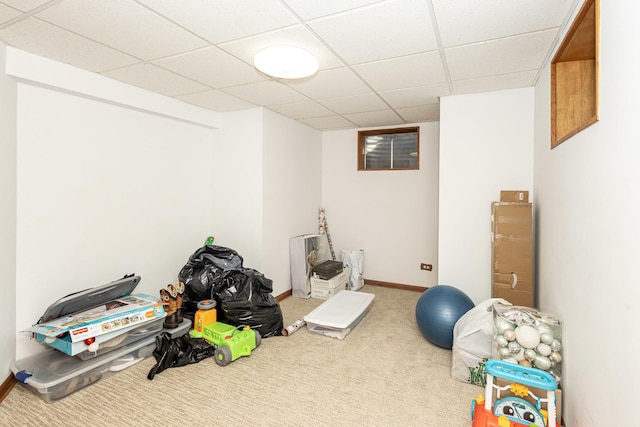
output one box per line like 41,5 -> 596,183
215,268 -> 284,338
147,332 -> 216,380
178,245 -> 244,320
178,245 -> 283,338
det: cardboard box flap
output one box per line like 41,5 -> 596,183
500,190 -> 529,202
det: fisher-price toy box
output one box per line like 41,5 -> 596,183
37,317 -> 165,359
24,293 -> 166,355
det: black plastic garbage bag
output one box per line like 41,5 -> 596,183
178,245 -> 283,338
147,332 -> 215,380
216,269 -> 284,338
178,245 -> 244,319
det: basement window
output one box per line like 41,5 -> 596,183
358,127 -> 419,170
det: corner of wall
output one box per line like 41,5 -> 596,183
0,42 -> 18,378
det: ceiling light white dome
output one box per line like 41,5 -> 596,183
254,46 -> 319,79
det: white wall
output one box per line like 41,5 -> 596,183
0,43 -> 17,378
438,88 -> 534,303
210,108 -> 265,270
321,122 -> 440,287
262,109 -> 323,295
210,108 -> 322,296
533,2 -> 640,425
14,70 -> 216,359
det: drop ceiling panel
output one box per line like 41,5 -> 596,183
308,0 -> 438,65
0,17 -> 138,72
0,4 -> 22,24
432,0 -> 574,47
0,1 -> 50,13
343,109 -> 404,128
318,93 -> 388,115
452,70 -> 538,95
224,80 -> 309,106
379,84 -> 450,109
300,115 -> 355,130
282,0 -> 385,20
154,46 -> 266,89
35,0 -> 208,60
137,0 -> 298,44
445,30 -> 557,81
176,89 -> 255,112
268,100 -> 335,119
102,63 -> 209,97
353,51 -> 446,92
396,104 -> 440,122
286,67 -> 372,99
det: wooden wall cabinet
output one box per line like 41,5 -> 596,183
551,0 -> 599,148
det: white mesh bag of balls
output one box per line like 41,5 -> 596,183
492,301 -> 563,386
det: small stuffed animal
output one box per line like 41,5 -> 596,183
160,284 -> 179,329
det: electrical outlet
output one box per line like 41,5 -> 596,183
420,263 -> 432,271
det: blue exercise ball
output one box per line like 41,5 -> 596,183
415,285 -> 475,349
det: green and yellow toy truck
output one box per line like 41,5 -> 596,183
189,299 -> 261,366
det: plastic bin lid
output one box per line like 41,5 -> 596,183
13,319 -> 192,388
12,334 -> 154,388
38,274 -> 141,323
304,290 -> 375,328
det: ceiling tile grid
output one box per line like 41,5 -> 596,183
0,0 -> 581,130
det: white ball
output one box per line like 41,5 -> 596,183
508,341 -> 522,354
496,335 -> 509,348
503,357 -> 518,364
499,347 -> 511,357
515,325 -> 541,349
524,349 -> 537,362
539,332 -> 554,345
534,355 -> 551,370
550,351 -> 563,363
495,316 -> 516,334
550,339 -> 562,352
536,343 -> 552,356
536,323 -> 552,335
503,329 -> 517,342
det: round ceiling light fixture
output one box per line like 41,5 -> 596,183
254,46 -> 319,79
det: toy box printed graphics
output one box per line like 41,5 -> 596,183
27,293 -> 165,342
38,316 -> 165,359
22,275 -> 166,356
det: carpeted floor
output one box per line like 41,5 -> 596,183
0,285 -> 480,426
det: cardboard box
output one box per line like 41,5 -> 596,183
491,202 -> 533,307
35,317 -> 164,358
24,294 -> 166,343
289,234 -> 332,298
310,271 -> 348,300
500,190 -> 529,202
